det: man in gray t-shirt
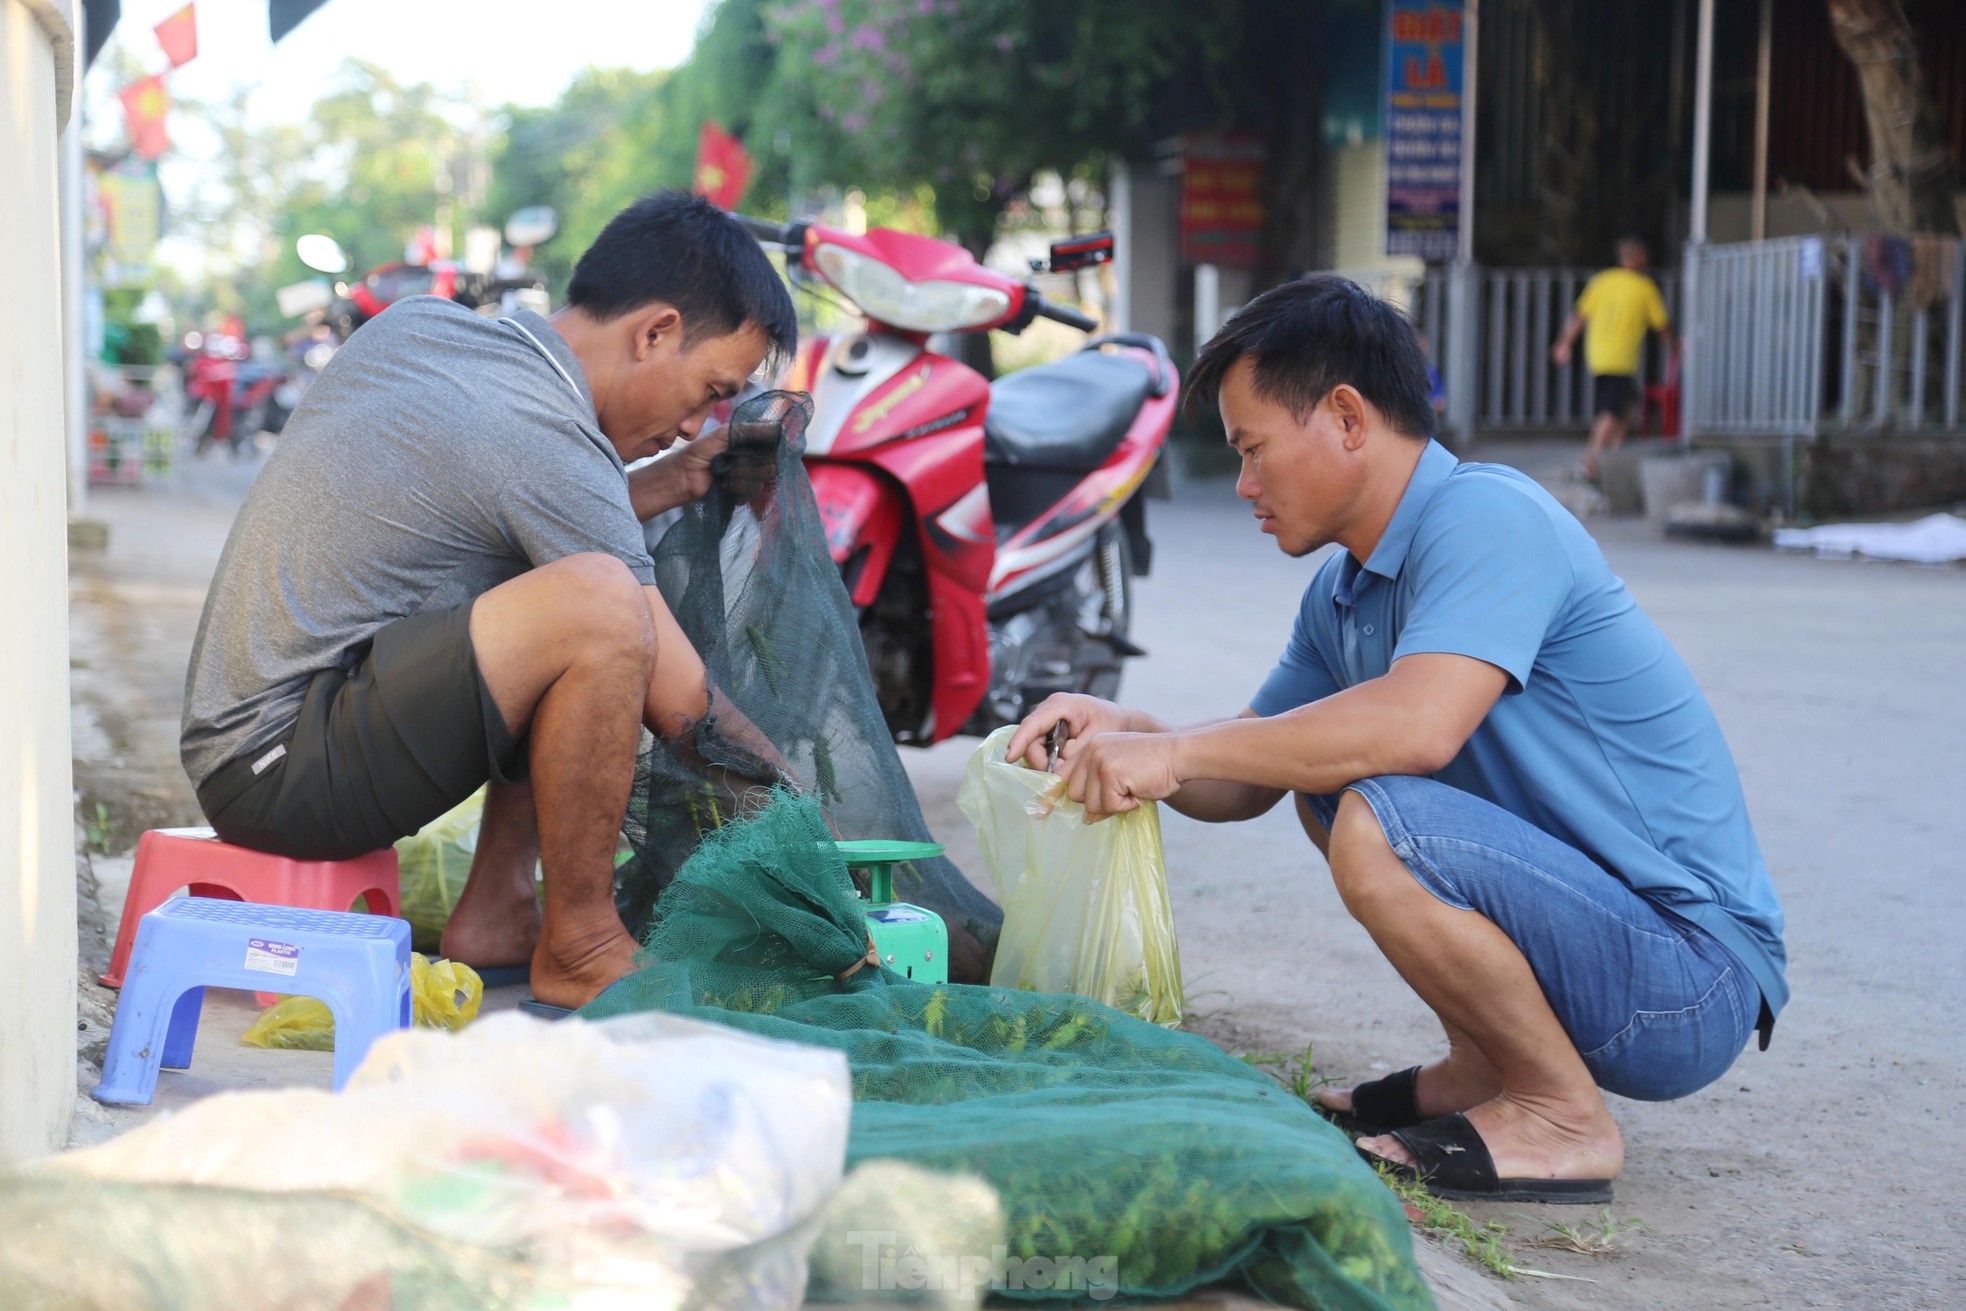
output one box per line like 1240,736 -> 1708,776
181,191 -> 798,1009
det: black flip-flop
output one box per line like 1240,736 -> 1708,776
517,998 -> 574,1021
1317,1065 -> 1423,1137
1357,1113 -> 1614,1205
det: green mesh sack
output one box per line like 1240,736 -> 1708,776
584,790 -> 1431,1311
615,390 -> 1002,982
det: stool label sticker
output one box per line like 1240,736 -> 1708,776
871,907 -> 930,923
244,938 -> 300,976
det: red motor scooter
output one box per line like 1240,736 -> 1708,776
737,215 -> 1176,745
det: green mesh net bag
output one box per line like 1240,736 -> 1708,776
584,789 -> 1433,1311
615,390 -> 1002,982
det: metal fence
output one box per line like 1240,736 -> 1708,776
1683,237 -> 1827,438
1328,264 -> 1677,437
1680,233 -> 1965,439
1471,267 -> 1678,431
1334,238 -> 1966,443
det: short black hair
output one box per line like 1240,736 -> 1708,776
1187,275 -> 1436,439
567,190 -> 797,369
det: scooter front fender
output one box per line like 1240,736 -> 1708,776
806,460 -> 908,608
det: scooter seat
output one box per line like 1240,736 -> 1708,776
984,352 -> 1151,470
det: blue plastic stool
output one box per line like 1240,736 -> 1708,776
94,898 -> 412,1104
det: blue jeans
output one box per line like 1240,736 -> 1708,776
1306,776 -> 1756,1102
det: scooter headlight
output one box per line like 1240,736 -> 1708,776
813,243 -> 1011,333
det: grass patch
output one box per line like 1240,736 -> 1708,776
1369,1160 -> 1518,1279
1525,1207 -> 1642,1255
1240,1042 -> 1334,1101
84,801 -> 114,856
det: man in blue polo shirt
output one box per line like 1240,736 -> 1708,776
1004,275 -> 1786,1203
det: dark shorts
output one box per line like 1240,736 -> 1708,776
197,601 -> 522,861
1592,373 -> 1636,418
1303,776 -> 1760,1102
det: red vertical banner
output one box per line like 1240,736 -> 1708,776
119,76 -> 172,160
693,121 -> 754,210
155,4 -> 199,68
1179,135 -> 1266,269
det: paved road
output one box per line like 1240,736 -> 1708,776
70,441 -> 1965,1307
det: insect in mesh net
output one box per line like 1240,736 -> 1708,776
614,389 -> 1003,982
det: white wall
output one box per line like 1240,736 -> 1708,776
1,0 -> 79,1165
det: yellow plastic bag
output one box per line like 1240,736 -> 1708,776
956,725 -> 1183,1025
242,954 -> 484,1051
394,789 -> 485,952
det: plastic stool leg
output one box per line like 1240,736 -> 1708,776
160,986 -> 204,1070
323,988 -> 405,1092
94,971 -> 181,1106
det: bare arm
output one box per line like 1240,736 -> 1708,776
1055,654 -> 1510,820
1160,710 -> 1290,823
1551,312 -> 1586,366
641,584 -> 794,781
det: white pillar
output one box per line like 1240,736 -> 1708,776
1751,0 -> 1773,242
1108,161 -> 1133,334
1,0 -> 82,1166
1682,0 -> 1716,441
1194,263 -> 1222,346
1690,0 -> 1715,245
1456,0 -> 1479,267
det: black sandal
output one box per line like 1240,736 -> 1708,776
1317,1065 -> 1423,1136
1358,1113 -> 1614,1205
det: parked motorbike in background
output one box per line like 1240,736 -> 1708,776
737,213 -> 1176,745
291,208 -> 560,343
179,331 -> 292,457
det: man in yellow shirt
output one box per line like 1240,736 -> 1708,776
1552,237 -> 1675,480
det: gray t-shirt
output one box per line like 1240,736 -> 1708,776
180,297 -> 655,788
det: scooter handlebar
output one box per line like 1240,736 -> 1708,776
732,213 -> 804,251
1033,297 -> 1098,333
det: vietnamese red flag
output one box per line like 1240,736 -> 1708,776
119,75 -> 171,160
693,121 -> 753,210
154,4 -> 198,68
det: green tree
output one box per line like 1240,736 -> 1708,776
486,67 -> 671,290
760,0 -> 1237,253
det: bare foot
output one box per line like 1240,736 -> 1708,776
1315,1053 -> 1502,1121
438,886 -> 542,969
529,924 -> 642,1010
1357,1091 -> 1625,1182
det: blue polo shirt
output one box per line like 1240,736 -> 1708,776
1250,440 -> 1788,1024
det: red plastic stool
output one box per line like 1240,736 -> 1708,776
101,827 -> 401,988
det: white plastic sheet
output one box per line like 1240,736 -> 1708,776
1773,512 -> 1966,563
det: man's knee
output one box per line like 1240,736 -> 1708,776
1326,787 -> 1411,922
534,554 -> 656,664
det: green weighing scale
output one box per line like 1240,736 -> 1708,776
836,839 -> 949,985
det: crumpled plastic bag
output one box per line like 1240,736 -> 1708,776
956,725 -> 1183,1025
242,952 -> 482,1051
395,788 -> 485,952
42,1011 -> 854,1308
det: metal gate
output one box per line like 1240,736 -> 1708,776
1683,237 -> 1827,438
1678,234 -> 1966,438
